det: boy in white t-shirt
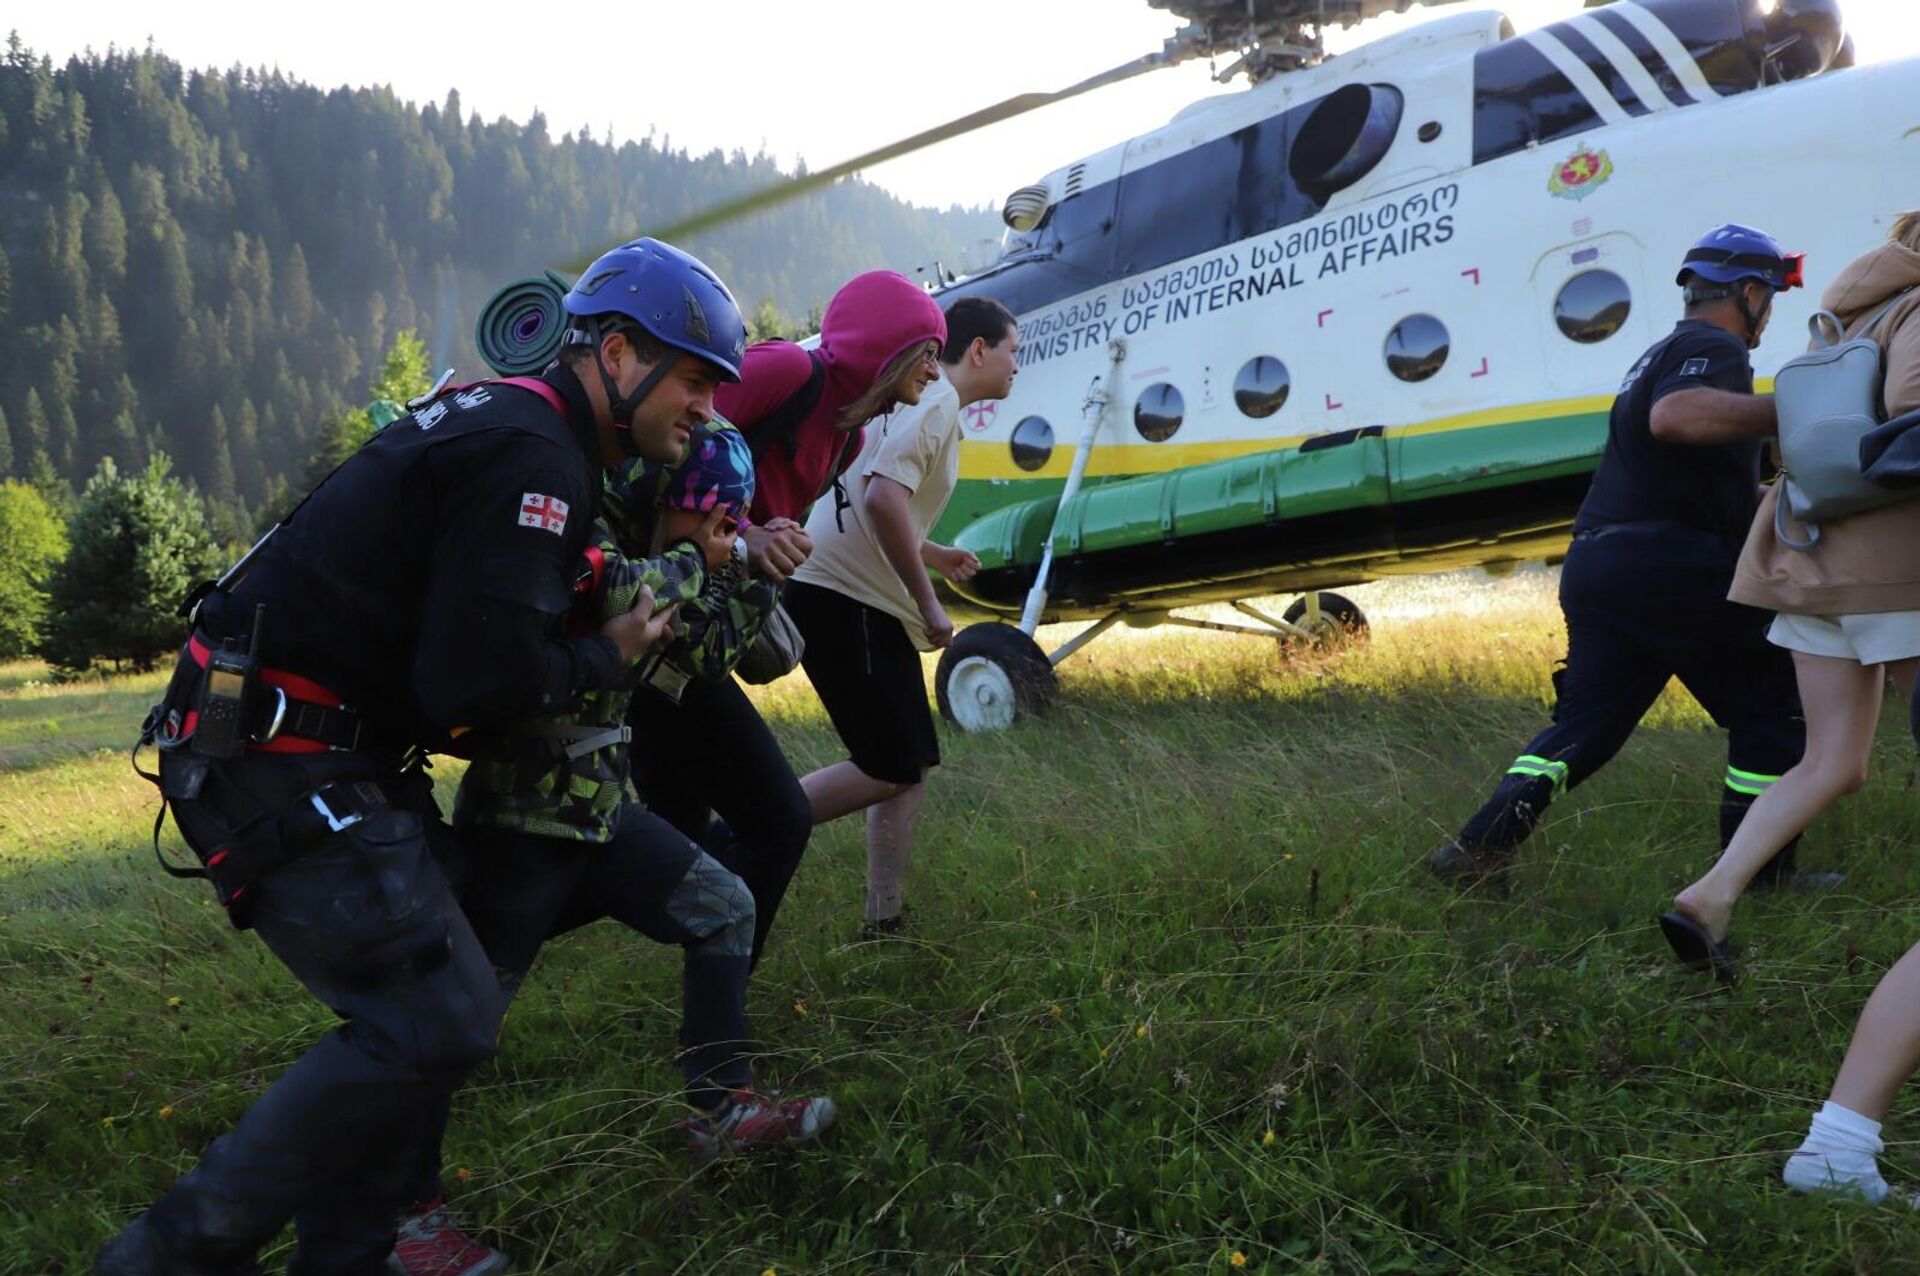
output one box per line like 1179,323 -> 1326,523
784,297 -> 1019,935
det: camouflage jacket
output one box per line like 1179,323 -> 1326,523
453,424 -> 778,842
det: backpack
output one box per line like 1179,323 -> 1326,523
741,349 -> 856,506
1772,288 -> 1920,551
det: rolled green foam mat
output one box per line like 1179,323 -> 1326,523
475,271 -> 571,376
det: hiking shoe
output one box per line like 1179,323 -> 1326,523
387,1198 -> 510,1276
1425,839 -> 1513,889
677,1090 -> 837,1161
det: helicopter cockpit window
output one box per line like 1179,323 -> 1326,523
1010,415 -> 1055,472
1384,314 -> 1450,383
1289,83 -> 1404,203
1553,270 -> 1632,344
1134,384 -> 1185,442
1233,357 -> 1291,419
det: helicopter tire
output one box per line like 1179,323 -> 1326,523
935,623 -> 1058,733
1280,592 -> 1369,642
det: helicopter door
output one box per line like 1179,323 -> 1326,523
1529,232 -> 1653,396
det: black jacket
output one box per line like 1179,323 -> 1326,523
200,364 -> 622,748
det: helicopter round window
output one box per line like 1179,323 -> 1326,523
1554,270 -> 1632,344
1384,314 -> 1450,383
1010,415 -> 1054,472
1233,357 -> 1291,419
1134,383 -> 1185,442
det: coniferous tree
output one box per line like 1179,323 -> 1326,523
39,454 -> 221,675
0,35 -> 998,532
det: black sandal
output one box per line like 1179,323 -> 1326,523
1658,911 -> 1737,986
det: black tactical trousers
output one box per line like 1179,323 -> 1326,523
628,673 -> 812,964
111,751 -> 503,1276
1454,525 -> 1807,873
403,801 -> 755,1208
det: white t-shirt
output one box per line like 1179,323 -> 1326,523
793,375 -> 962,649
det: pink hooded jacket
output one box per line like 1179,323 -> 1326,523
716,270 -> 946,524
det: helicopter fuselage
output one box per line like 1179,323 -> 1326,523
928,0 -> 1914,623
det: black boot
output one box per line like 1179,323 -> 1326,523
95,1215 -> 262,1276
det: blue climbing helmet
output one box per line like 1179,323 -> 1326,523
1675,224 -> 1805,292
562,238 -> 747,447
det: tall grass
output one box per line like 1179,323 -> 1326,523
3,573 -> 1919,1273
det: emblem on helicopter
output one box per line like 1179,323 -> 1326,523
1548,148 -> 1614,202
963,401 -> 999,434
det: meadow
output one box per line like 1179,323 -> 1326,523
4,569 -> 1920,1274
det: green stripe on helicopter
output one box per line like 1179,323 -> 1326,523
938,394 -> 1614,569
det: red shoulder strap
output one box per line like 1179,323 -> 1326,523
496,375 -> 569,422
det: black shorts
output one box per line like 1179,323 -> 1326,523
783,579 -> 939,785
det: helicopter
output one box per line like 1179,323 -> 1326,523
910,0 -> 1907,731
499,0 -> 1907,732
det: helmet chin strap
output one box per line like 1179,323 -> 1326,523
593,332 -> 681,457
1735,285 -> 1774,349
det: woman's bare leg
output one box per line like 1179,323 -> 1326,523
1672,651 -> 1882,940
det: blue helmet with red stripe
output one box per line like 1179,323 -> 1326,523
1676,224 -> 1805,292
564,238 -> 747,381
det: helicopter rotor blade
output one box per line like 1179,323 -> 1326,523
622,43 -> 1201,251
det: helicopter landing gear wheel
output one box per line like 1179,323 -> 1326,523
935,623 -> 1058,733
1281,591 -> 1369,643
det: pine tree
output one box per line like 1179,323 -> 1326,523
0,405 -> 13,478
208,403 -> 237,507
84,163 -> 128,288
39,454 -> 221,674
20,388 -> 49,457
26,450 -> 72,516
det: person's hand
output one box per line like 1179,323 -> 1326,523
743,522 -> 813,582
925,543 -> 981,583
690,504 -> 736,570
920,598 -> 954,649
600,584 -> 677,663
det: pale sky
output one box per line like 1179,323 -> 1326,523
11,1 -> 1917,211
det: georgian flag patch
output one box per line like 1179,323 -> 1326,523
518,492 -> 569,534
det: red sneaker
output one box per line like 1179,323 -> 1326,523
677,1090 -> 838,1161
387,1196 -> 511,1276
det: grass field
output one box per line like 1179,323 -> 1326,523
6,569 -> 1920,1274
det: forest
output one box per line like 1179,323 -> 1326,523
0,33 -> 1001,533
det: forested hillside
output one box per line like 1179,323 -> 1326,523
0,34 -> 1001,528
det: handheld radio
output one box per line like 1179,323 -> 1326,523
192,605 -> 266,760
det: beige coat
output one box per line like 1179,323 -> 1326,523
1730,240 -> 1920,616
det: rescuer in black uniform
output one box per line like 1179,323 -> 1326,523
98,237 -> 748,1276
1427,225 -> 1832,890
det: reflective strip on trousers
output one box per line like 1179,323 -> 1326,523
1724,765 -> 1782,796
1506,753 -> 1570,792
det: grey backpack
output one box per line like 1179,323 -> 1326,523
1773,288 -> 1919,550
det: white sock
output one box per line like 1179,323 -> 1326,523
1783,1101 -> 1889,1204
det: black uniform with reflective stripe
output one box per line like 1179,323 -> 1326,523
1574,319 -> 1762,546
199,364 -> 622,748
